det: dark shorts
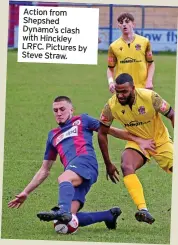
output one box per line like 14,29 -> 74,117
65,155 -> 98,209
73,179 -> 92,210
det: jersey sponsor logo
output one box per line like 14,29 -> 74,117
160,100 -> 168,112
120,57 -> 142,64
55,134 -> 64,144
55,126 -> 78,145
138,106 -> 146,114
124,120 -> 150,127
72,119 -> 81,126
135,44 -> 141,50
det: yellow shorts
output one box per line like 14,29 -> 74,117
125,140 -> 173,173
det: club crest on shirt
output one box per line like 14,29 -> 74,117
135,44 -> 141,50
121,110 -> 125,114
72,120 -> 81,126
138,106 -> 146,115
119,47 -> 123,51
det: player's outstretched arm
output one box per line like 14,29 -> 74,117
109,127 -> 156,155
98,124 -> 119,183
109,127 -> 131,140
8,160 -> 54,208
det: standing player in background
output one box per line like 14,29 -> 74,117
98,73 -> 174,224
8,96 -> 155,230
107,12 -> 155,93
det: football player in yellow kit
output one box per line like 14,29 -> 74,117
107,13 -> 155,93
98,73 -> 174,224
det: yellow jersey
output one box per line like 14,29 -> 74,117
108,34 -> 154,88
100,88 -> 171,146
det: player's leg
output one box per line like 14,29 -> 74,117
72,180 -> 122,230
37,155 -> 98,223
76,208 -> 122,230
121,147 -> 155,224
71,200 -> 81,214
49,198 -> 122,230
37,169 -> 83,223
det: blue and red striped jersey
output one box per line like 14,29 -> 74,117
44,114 -> 100,167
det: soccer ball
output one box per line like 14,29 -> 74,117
53,214 -> 79,234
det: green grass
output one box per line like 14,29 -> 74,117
1,51 -> 175,243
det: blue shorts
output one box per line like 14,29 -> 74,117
65,155 -> 98,208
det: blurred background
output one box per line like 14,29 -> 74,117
8,1 -> 178,52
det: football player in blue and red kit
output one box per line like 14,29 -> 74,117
8,96 -> 156,230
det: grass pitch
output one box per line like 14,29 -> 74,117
1,51 -> 175,243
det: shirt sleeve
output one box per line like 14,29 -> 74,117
43,132 -> 58,161
99,103 -> 114,127
151,91 -> 171,116
108,45 -> 117,68
145,40 -> 154,63
83,114 -> 100,132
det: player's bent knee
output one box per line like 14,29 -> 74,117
121,161 -> 135,176
58,170 -> 83,186
58,175 -> 66,183
121,149 -> 146,176
121,151 -> 136,175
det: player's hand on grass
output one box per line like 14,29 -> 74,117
137,139 -> 156,156
109,82 -> 115,93
106,163 -> 119,184
8,191 -> 28,209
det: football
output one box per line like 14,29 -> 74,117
53,214 -> 79,234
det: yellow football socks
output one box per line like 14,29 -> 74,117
124,174 -> 147,210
